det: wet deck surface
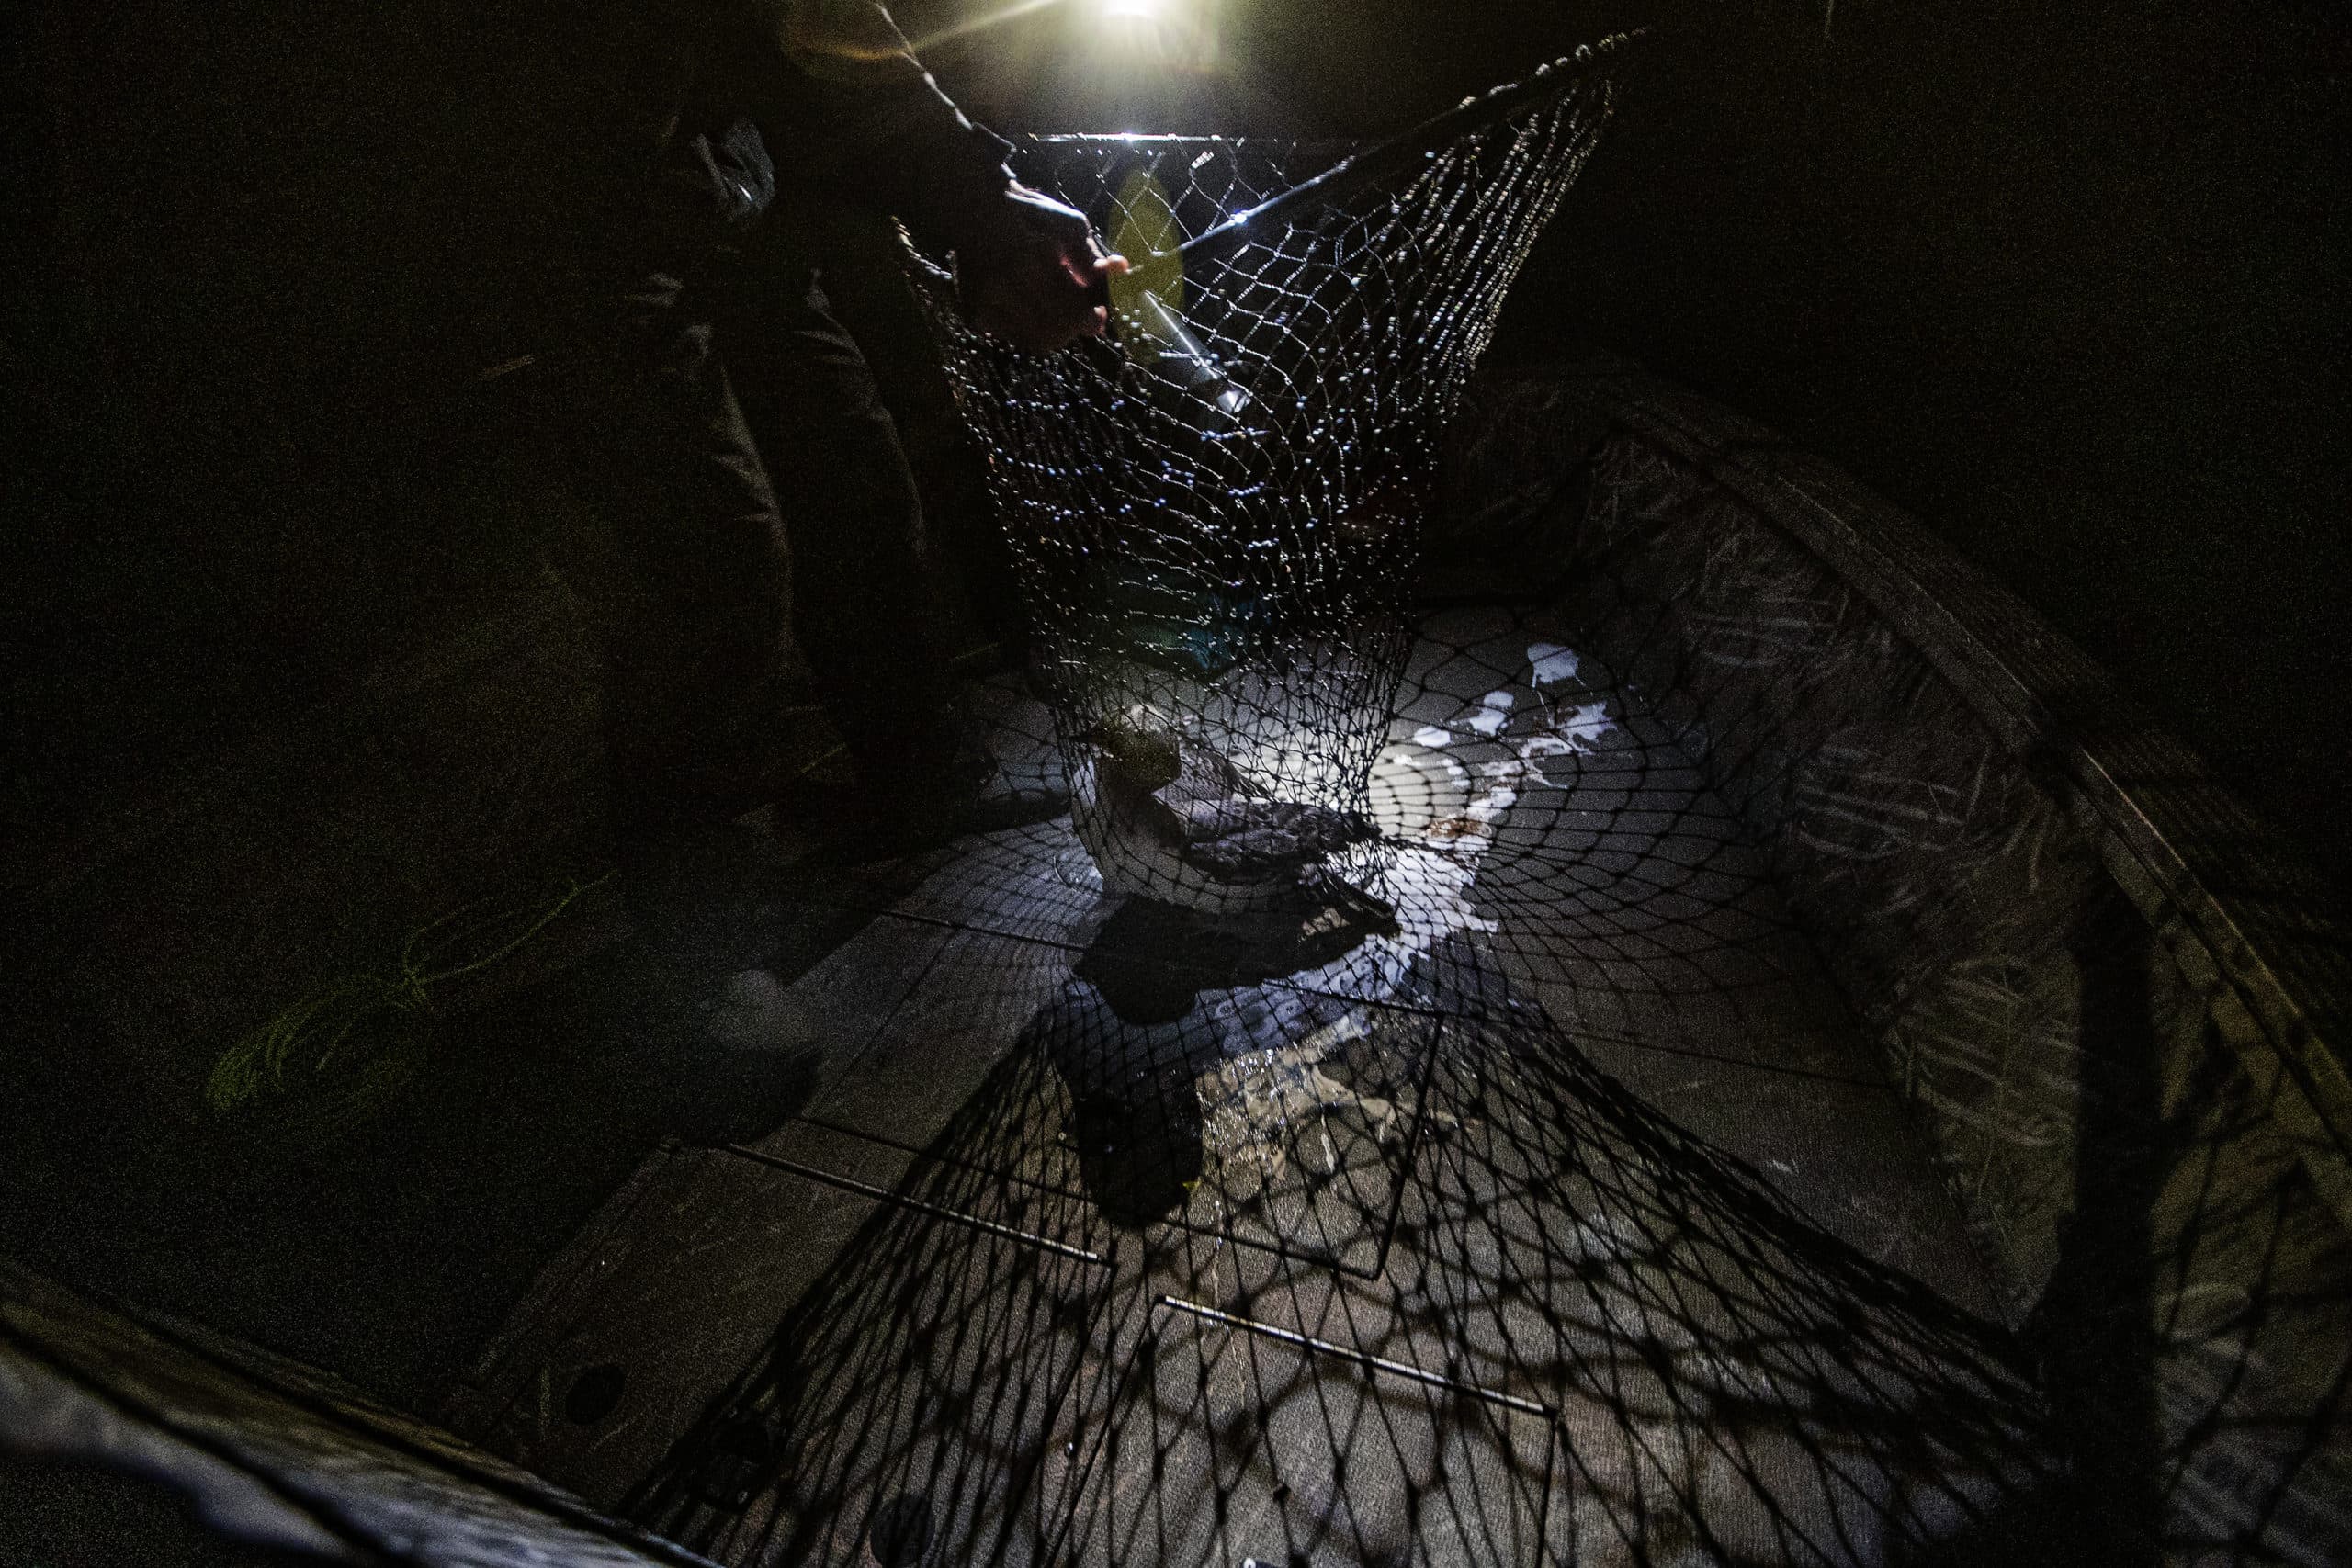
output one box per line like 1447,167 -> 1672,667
446,605 -> 2044,1565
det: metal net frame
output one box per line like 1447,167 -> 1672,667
910,39 -> 1634,915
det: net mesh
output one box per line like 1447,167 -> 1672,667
910,51 -> 1625,917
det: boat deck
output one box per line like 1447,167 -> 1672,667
443,604 -> 2040,1566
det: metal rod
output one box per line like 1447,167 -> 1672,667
725,1145 -> 1109,1266
1176,28 -> 1648,269
1158,1295 -> 1556,1418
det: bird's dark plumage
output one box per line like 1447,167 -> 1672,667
1074,705 -> 1390,924
1177,798 -> 1377,878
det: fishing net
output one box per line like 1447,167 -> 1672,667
910,39 -> 1634,915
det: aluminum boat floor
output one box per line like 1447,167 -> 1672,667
444,605 -> 2045,1566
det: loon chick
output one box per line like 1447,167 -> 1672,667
1073,704 -> 1393,928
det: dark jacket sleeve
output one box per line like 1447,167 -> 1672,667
706,1 -> 1015,244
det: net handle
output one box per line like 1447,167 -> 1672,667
1175,28 -> 1647,269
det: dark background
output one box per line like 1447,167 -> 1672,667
6,0 -> 2347,883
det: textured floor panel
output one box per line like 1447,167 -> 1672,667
453,608 -> 2028,1565
626,1179 -> 1114,1568
447,1139 -> 916,1511
773,935 -> 1448,1277
1057,1296 -> 1556,1568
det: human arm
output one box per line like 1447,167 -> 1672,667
713,1 -> 1125,349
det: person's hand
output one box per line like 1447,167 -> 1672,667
956,183 -> 1129,353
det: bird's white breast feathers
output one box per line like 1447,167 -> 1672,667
1072,756 -> 1303,917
